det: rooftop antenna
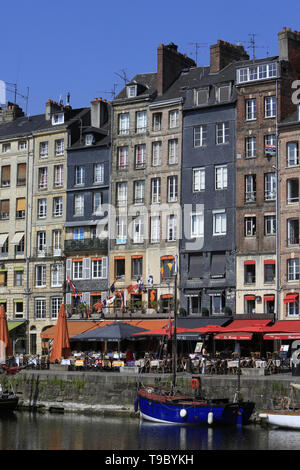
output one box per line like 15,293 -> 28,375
188,42 -> 208,66
114,69 -> 129,86
5,81 -> 29,114
97,83 -> 118,99
235,34 -> 269,60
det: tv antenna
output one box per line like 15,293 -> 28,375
114,69 -> 129,86
188,42 -> 208,66
235,34 -> 269,60
97,83 -> 118,99
5,82 -> 30,115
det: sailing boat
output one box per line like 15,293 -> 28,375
135,258 -> 255,425
0,364 -> 22,412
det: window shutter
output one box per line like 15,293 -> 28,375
66,259 -> 72,279
101,256 -> 107,279
83,257 -> 91,280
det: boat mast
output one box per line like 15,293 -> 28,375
172,257 -> 178,391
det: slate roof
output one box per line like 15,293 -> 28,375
113,73 -> 157,103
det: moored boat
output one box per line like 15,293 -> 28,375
259,383 -> 300,429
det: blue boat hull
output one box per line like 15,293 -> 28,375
137,392 -> 254,426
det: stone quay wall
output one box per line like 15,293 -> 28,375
4,369 -> 300,416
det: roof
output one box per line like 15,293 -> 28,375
113,73 -> 157,102
177,317 -> 231,329
263,320 -> 300,340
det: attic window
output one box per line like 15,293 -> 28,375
127,85 -> 137,98
85,134 -> 94,146
52,113 -> 64,125
216,85 -> 231,103
195,88 -> 209,106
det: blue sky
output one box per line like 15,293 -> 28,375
1,0 -> 300,115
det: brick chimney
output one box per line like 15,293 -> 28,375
0,102 -> 24,122
210,40 -> 249,73
157,43 -> 196,96
90,98 -> 108,128
278,27 -> 300,73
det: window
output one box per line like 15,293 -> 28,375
168,176 -> 178,202
193,168 -> 205,192
245,217 -> 256,237
136,111 -> 147,133
116,182 -> 127,206
132,257 -> 143,278
52,230 -> 61,255
39,142 -> 48,158
213,210 -> 226,236
116,216 -> 127,244
194,125 -> 207,147
216,85 -> 231,102
288,259 -> 300,282
74,227 -> 84,240
216,122 -> 229,144
237,63 -> 277,83
85,134 -> 94,146
1,236 -> 8,255
51,297 -> 62,319
245,296 -> 256,315
115,258 -> 125,280
0,270 -> 7,287
287,142 -> 299,166
18,140 -> 27,150
17,163 -> 26,186
127,85 -> 137,97
265,134 -> 276,157
134,180 -> 145,204
1,165 -> 10,187
210,251 -> 226,279
53,197 -> 63,217
287,298 -> 299,317
14,270 -> 24,286
264,261 -> 275,283
37,199 -> 47,219
0,200 -> 9,219
287,218 -> 299,245
210,294 -> 224,315
215,165 -> 228,190
16,198 -> 25,219
168,139 -> 178,164
73,260 -> 83,279
246,137 -> 256,158
37,231 -> 46,254
167,215 -> 177,241
93,192 -> 102,214
152,113 -> 162,131
132,216 -> 144,243
135,144 -> 146,169
117,147 -> 128,169
161,256 -> 175,280
55,139 -> 64,155
52,113 -> 64,125
54,165 -> 63,187
15,235 -> 24,254
264,173 -> 276,200
35,298 -> 46,319
265,96 -> 276,118
287,179 -> 299,204
74,194 -> 84,216
75,166 -> 85,185
246,99 -> 256,120
151,178 -> 161,204
118,113 -> 129,135
150,216 -> 160,243
195,88 -> 209,105
38,167 -> 47,189
265,215 -> 276,236
169,110 -> 179,129
188,296 -> 201,314
152,141 -> 162,166
191,212 -> 204,238
51,264 -> 62,287
188,254 -> 204,279
2,143 -> 11,153
36,265 -> 46,287
245,175 -> 256,202
92,258 -> 107,279
244,262 -> 255,284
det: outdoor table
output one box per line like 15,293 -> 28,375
135,359 -> 145,367
255,360 -> 267,368
150,360 -> 163,372
227,360 -> 239,373
112,361 -> 124,368
75,360 -> 84,367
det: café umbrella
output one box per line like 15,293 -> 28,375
0,304 -> 13,359
50,304 -> 71,363
71,322 -> 148,342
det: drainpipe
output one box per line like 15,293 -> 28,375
24,134 -> 33,353
275,76 -> 281,322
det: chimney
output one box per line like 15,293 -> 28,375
90,98 -> 108,128
0,102 -> 24,122
278,27 -> 300,72
210,40 -> 249,73
157,43 -> 196,95
45,99 -> 64,120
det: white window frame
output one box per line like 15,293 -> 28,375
191,212 -> 204,238
169,109 -> 179,129
194,125 -> 207,147
288,258 -> 300,282
55,139 -> 64,155
168,139 -> 178,164
116,182 -> 127,206
246,136 -> 256,158
152,141 -> 162,166
216,122 -> 229,144
215,165 -> 228,190
117,147 -> 128,169
287,142 -> 299,166
38,167 -> 48,189
74,194 -> 84,216
51,297 -> 62,319
53,197 -> 63,217
193,168 -> 205,192
118,113 -> 130,135
51,264 -> 62,287
35,265 -> 46,287
35,298 -> 46,319
132,216 -> 144,243
264,173 -> 276,201
93,163 -> 104,183
116,216 -> 127,244
151,178 -> 161,204
136,111 -> 147,133
168,176 -> 178,202
134,180 -> 145,204
150,216 -> 160,243
39,142 -> 48,158
265,96 -> 276,118
38,199 -> 47,218
265,215 -> 276,236
246,99 -> 257,120
75,166 -> 85,185
93,192 -> 102,214
73,260 -> 83,280
52,113 -> 64,125
54,165 -> 63,187
213,210 -> 227,236
245,216 -> 256,237
167,214 -> 177,241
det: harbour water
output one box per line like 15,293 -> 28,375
0,411 -> 299,451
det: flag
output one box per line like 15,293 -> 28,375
147,275 -> 153,286
160,267 -> 165,280
265,145 -> 276,156
137,277 -> 143,293
110,281 -> 115,294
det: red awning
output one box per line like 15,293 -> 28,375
284,294 -> 299,303
244,261 -> 255,265
264,260 -> 276,265
263,320 -> 300,339
245,295 -> 255,301
214,332 -> 253,340
264,295 -> 275,301
264,333 -> 300,340
217,319 -> 272,333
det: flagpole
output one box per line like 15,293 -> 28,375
172,257 -> 178,392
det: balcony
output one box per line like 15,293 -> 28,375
64,237 -> 108,253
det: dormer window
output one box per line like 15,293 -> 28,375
127,85 -> 137,98
216,85 -> 231,103
52,113 -> 64,125
85,134 -> 94,146
194,88 -> 209,106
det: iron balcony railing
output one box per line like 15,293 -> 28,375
64,238 -> 108,253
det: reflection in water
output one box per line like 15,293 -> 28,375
0,412 -> 299,450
